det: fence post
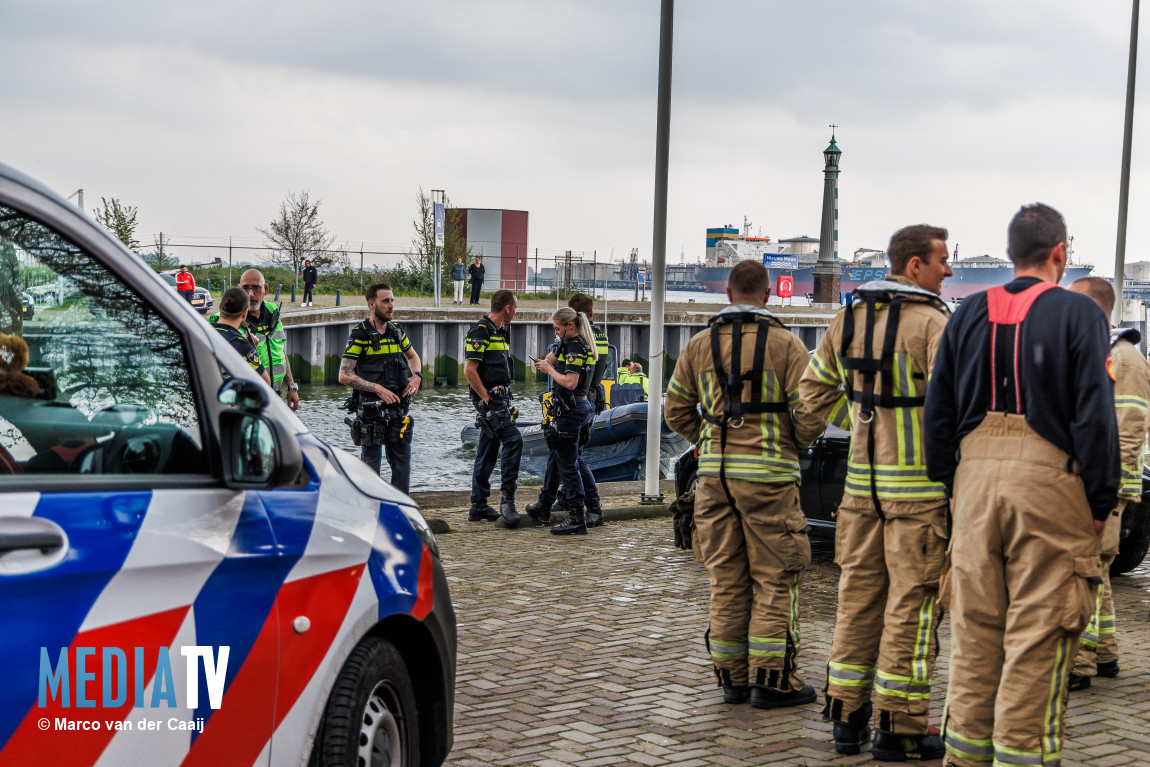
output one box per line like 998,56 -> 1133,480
336,289 -> 341,307
274,285 -> 282,301
291,284 -> 296,302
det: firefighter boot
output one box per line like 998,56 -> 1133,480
525,499 -> 552,526
871,729 -> 944,762
831,703 -> 872,756
1097,659 -> 1121,678
468,502 -> 500,522
585,497 -> 604,528
749,683 -> 817,710
722,685 -> 749,704
500,493 -> 521,528
551,506 -> 587,535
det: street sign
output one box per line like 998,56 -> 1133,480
434,202 -> 445,248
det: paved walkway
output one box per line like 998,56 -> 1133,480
437,516 -> 1150,767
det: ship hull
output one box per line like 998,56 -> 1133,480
696,264 -> 1096,301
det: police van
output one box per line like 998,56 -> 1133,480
0,164 -> 455,766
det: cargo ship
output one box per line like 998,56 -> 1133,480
695,223 -> 1095,301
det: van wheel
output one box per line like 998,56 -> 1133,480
316,637 -> 420,767
1112,529 -> 1149,576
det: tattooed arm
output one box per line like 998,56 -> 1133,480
338,357 -> 400,404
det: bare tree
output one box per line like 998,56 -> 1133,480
258,191 -> 336,287
94,197 -> 140,252
143,232 -> 179,271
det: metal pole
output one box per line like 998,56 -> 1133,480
228,237 -> 232,284
1114,0 -> 1140,327
360,243 -> 365,290
642,0 -> 673,503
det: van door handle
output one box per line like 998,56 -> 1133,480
0,531 -> 64,554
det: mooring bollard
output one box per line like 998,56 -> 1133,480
336,289 -> 341,307
274,285 -> 282,301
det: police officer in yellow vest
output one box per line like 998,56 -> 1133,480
665,261 -> 824,710
614,360 -> 649,405
211,268 -> 299,411
465,290 -> 523,527
338,282 -> 422,494
526,293 -> 609,527
1067,277 -> 1149,689
800,224 -> 953,759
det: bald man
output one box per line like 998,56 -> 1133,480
211,268 -> 299,410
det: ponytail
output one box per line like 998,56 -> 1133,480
551,307 -> 599,360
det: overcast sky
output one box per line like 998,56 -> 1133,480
2,0 -> 1148,275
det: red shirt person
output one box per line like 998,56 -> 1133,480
175,265 -> 195,302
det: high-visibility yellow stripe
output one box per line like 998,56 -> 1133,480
807,353 -> 840,386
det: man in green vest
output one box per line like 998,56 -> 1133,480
211,268 -> 300,411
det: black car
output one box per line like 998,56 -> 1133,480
159,272 -> 213,314
675,428 -> 1150,575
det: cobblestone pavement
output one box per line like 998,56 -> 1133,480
438,516 -> 1150,767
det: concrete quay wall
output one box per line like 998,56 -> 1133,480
281,306 -> 834,387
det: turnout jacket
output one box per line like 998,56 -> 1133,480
665,304 -> 824,483
800,275 -> 950,506
1111,328 -> 1150,499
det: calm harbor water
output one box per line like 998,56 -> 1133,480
295,380 -> 552,492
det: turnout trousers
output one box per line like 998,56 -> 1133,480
824,498 -> 947,735
942,414 -> 1101,767
694,475 -> 810,690
1071,498 -> 1125,676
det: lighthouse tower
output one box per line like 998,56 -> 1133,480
813,129 -> 842,308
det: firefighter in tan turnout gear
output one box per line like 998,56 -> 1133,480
800,225 -> 953,760
924,204 -> 1118,767
1068,277 -> 1150,689
665,261 -> 825,709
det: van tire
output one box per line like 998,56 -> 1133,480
315,637 -> 420,767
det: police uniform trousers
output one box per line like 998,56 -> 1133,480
694,474 -> 810,690
539,440 -> 600,506
824,497 -> 947,734
362,428 -> 412,495
942,414 -> 1101,767
1071,498 -> 1125,676
546,401 -> 595,509
471,405 -> 523,504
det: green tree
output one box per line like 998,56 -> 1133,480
94,197 -> 140,251
257,191 -> 337,289
142,231 -> 179,271
405,187 -> 470,295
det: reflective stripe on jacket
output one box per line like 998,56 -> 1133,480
1111,335 -> 1150,498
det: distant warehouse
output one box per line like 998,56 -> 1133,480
446,207 -> 529,290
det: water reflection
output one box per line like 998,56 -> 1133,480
295,380 -> 551,492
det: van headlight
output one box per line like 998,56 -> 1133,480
399,505 -> 439,559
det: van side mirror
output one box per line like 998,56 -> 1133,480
218,378 -> 267,413
219,411 -> 303,489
